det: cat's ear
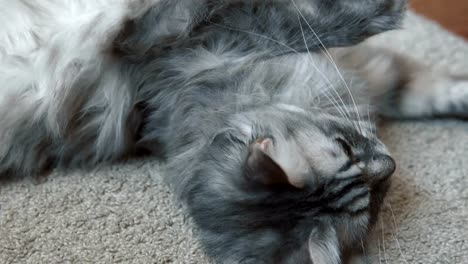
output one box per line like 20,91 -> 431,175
245,138 -> 292,188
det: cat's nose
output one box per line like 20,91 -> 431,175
362,154 -> 396,183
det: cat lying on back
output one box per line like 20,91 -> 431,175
1,0 -> 467,263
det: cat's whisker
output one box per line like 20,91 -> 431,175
363,103 -> 377,137
349,76 -> 366,137
315,83 -> 352,119
348,76 -> 364,136
291,0 -> 364,134
296,14 -> 352,122
257,60 -> 347,119
373,116 -> 378,137
378,238 -> 383,264
209,21 -> 301,55
360,239 -> 366,253
360,239 -> 372,264
297,18 -> 349,117
296,15 -> 351,117
387,203 -> 409,264
210,20 -> 351,120
367,104 -> 373,138
381,215 -> 389,264
212,14 -> 357,125
320,88 -> 348,119
256,61 -> 343,117
319,90 -> 350,121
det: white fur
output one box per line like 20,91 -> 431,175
0,0 -> 123,123
0,0 -> 159,172
0,0 -> 149,113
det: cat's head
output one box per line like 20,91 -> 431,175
188,107 -> 395,263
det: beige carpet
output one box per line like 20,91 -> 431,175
1,11 -> 467,264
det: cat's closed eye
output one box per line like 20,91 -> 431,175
335,137 -> 354,159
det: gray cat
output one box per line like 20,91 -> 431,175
1,0 -> 468,263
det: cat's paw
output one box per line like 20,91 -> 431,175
444,78 -> 468,119
364,0 -> 408,34
417,74 -> 468,119
341,0 -> 408,35
374,71 -> 468,120
316,0 -> 408,47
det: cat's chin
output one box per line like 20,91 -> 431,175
334,177 -> 392,262
369,177 -> 392,228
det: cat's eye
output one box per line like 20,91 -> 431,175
335,138 -> 353,158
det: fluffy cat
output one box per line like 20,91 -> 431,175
1,0 -> 467,263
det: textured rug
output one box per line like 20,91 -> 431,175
1,11 -> 467,264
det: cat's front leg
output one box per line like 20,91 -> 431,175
197,0 -> 407,55
114,0 -> 208,56
116,0 -> 407,58
287,0 -> 408,48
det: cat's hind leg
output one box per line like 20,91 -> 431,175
334,45 -> 468,119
